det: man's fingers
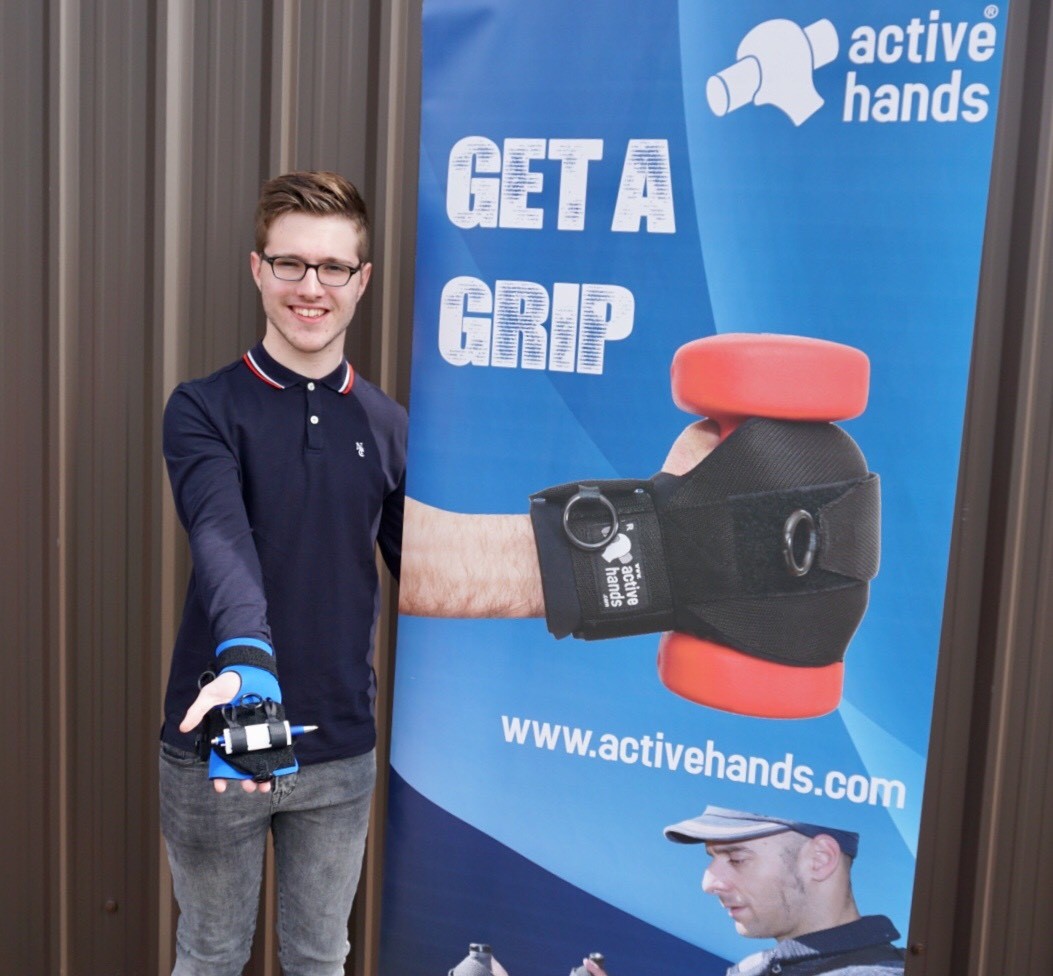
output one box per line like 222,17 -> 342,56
178,671 -> 242,733
213,775 -> 271,794
661,419 -> 721,476
179,670 -> 273,794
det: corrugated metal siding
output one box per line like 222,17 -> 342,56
1,1 -> 418,973
904,1 -> 1053,974
959,1 -> 1053,968
1,3 -> 55,973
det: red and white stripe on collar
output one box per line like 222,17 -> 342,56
338,361 -> 355,394
242,351 -> 355,395
243,350 -> 286,389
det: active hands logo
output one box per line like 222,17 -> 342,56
708,18 -> 838,126
602,531 -> 634,565
705,9 -> 1002,127
599,524 -> 645,610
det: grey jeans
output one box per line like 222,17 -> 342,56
160,743 -> 376,976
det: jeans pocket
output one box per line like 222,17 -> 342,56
159,741 -> 202,768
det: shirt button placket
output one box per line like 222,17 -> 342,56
306,382 -> 323,450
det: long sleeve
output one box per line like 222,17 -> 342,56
163,384 -> 271,647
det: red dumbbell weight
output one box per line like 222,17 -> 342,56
656,333 -> 870,719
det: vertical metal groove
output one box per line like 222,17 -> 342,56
377,0 -> 410,396
52,0 -> 81,970
157,2 -> 195,968
279,0 -> 299,173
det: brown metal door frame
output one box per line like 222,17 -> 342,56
909,0 -> 1053,972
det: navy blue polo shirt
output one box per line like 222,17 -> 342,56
161,342 -> 406,765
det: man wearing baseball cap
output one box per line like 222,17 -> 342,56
664,806 -> 905,976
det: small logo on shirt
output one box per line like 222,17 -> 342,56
355,442 -> 365,458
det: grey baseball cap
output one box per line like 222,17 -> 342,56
663,805 -> 859,858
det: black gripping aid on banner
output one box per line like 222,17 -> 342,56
529,333 -> 879,719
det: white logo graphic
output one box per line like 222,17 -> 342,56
708,18 -> 839,126
602,532 -> 634,565
355,442 -> 365,458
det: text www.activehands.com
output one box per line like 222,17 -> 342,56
500,715 -> 906,810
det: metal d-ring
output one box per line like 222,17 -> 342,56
562,486 -> 619,551
782,508 -> 818,577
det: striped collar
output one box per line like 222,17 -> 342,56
242,342 -> 354,395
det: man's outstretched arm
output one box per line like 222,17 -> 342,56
399,502 -> 544,617
398,420 -> 720,618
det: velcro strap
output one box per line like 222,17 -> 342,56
203,699 -> 294,782
818,473 -> 880,581
215,643 -> 278,677
544,480 -> 677,640
662,477 -> 876,605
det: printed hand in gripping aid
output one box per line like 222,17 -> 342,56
707,18 -> 839,125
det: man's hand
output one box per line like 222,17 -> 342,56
582,956 -> 609,976
178,671 -> 272,795
660,419 -> 720,476
399,421 -> 720,619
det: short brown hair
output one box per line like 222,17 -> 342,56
255,171 -> 371,260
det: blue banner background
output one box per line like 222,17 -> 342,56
383,2 -> 1008,973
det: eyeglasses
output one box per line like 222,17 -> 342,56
259,252 -> 363,287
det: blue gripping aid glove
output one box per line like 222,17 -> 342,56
201,637 -> 299,782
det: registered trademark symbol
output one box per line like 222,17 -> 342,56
984,4 -> 999,17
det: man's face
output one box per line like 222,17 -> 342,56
701,832 -> 811,941
250,212 -> 372,367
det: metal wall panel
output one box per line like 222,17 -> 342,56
958,1 -> 1053,968
908,1 -> 1053,973
0,0 -> 417,972
63,1 -> 161,970
0,3 -> 56,973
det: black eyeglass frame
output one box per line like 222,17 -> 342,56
258,252 -> 363,287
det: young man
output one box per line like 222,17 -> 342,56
664,806 -> 905,976
160,171 -> 406,976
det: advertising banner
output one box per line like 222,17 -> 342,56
382,2 -> 1010,974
